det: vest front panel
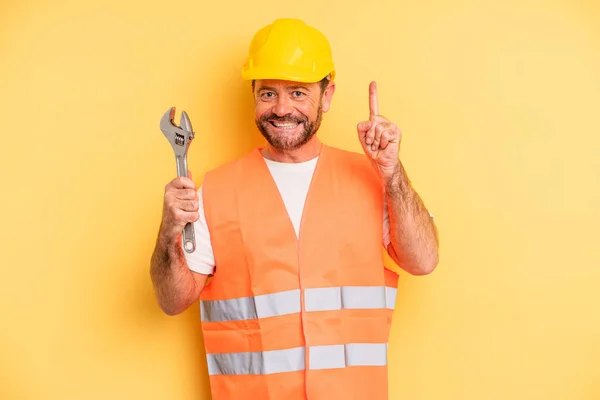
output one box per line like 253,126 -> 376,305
200,145 -> 398,400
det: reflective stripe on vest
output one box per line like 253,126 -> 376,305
200,288 -> 301,322
201,285 -> 397,323
207,346 -> 305,375
207,343 -> 387,376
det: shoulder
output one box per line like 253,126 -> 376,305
326,145 -> 365,159
325,145 -> 379,178
326,145 -> 372,165
204,149 -> 257,182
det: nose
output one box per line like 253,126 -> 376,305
272,95 -> 294,117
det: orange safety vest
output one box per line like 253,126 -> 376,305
200,144 -> 399,400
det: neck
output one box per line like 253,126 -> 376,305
261,136 -> 322,163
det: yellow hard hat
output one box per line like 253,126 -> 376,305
242,18 -> 335,83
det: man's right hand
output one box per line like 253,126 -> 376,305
161,176 -> 200,242
151,175 -> 206,316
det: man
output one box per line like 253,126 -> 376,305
150,18 -> 438,400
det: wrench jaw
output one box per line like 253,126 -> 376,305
160,106 -> 195,178
159,107 -> 177,136
180,111 -> 194,137
160,107 -> 194,157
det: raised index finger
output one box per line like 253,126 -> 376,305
369,81 -> 379,117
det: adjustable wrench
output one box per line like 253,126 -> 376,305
160,107 -> 196,253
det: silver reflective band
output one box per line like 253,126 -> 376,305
201,289 -> 301,322
345,343 -> 387,366
341,286 -> 386,309
305,287 -> 341,312
207,346 -> 305,375
305,286 -> 398,312
309,344 -> 345,370
201,285 -> 397,322
385,287 -> 398,310
310,343 -> 387,370
207,343 -> 387,375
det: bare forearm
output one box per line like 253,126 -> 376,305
384,161 -> 439,275
150,228 -> 201,315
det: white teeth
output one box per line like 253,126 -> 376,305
272,122 -> 299,128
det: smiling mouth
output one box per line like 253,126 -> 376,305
269,121 -> 302,129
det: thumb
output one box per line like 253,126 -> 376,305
187,170 -> 193,179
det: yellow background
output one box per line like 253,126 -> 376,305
1,0 -> 599,398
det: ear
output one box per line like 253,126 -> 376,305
321,81 -> 336,113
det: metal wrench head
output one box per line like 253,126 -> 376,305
179,110 -> 193,134
160,107 -> 195,156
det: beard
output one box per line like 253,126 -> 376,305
255,104 -> 323,151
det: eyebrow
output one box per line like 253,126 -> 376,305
287,85 -> 310,91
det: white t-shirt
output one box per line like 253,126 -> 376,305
184,156 -> 391,275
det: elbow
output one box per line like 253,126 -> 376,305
409,254 -> 438,276
391,245 -> 439,276
151,271 -> 204,317
412,249 -> 439,275
159,301 -> 188,316
156,289 -> 200,316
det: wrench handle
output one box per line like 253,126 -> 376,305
176,155 -> 196,253
176,155 -> 188,178
182,221 -> 196,253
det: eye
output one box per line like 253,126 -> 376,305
260,91 -> 276,99
292,91 -> 305,98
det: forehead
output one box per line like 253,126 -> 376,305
254,79 -> 319,91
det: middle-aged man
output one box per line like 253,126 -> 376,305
151,18 -> 439,400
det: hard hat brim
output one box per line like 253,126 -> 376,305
242,64 -> 334,83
